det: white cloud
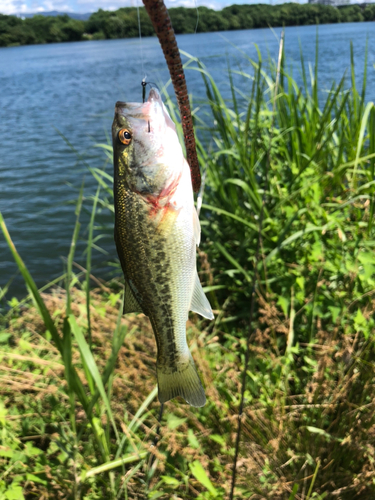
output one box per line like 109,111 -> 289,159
1,0 -> 227,15
0,0 -> 27,15
42,0 -> 72,9
0,0 -> 75,14
166,0 -> 224,9
75,0 -> 223,9
76,0 -> 132,6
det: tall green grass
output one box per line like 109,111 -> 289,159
190,38 -> 375,498
1,36 -> 375,499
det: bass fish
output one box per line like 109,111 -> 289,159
112,88 -> 214,407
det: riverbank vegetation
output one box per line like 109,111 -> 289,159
1,39 -> 375,498
1,3 -> 375,47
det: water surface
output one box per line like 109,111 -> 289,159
1,22 -> 374,298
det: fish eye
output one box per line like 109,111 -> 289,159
118,129 -> 132,146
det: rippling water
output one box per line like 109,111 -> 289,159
1,22 -> 374,298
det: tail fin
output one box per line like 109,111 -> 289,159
157,357 -> 206,407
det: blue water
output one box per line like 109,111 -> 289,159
1,22 -> 375,299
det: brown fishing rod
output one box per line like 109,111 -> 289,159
142,0 -> 201,193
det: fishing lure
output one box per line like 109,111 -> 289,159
142,0 -> 201,193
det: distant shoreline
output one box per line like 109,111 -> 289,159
2,20 -> 375,51
1,3 -> 375,48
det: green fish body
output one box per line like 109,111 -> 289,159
112,88 -> 214,407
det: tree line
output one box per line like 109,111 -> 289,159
1,3 -> 375,48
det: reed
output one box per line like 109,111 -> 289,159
1,36 -> 375,499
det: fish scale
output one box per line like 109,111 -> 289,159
116,186 -> 194,389
112,88 -> 214,407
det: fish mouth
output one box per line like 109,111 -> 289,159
115,87 -> 162,111
147,87 -> 161,102
114,89 -> 164,132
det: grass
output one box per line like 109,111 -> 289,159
1,36 -> 375,499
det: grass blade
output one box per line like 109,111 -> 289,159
82,451 -> 148,480
0,212 -> 63,352
69,314 -> 120,442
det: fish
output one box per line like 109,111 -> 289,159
112,88 -> 214,407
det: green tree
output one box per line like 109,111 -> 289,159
170,7 -> 198,34
339,5 -> 364,23
363,4 -> 375,21
0,4 -> 373,48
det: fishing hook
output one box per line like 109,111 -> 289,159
142,78 -> 147,103
141,79 -> 159,132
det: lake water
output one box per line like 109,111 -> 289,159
1,22 -> 375,299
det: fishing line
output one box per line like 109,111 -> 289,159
146,403 -> 164,480
155,403 -> 164,447
137,0 -> 146,89
194,0 -> 200,34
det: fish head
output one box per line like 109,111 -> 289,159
112,88 -> 183,196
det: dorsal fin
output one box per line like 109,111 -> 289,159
193,207 -> 201,246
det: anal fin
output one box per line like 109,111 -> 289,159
190,272 -> 214,320
123,280 -> 144,315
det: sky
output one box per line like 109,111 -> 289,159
0,0 -> 308,16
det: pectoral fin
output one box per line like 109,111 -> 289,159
123,280 -> 144,315
190,273 -> 214,320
